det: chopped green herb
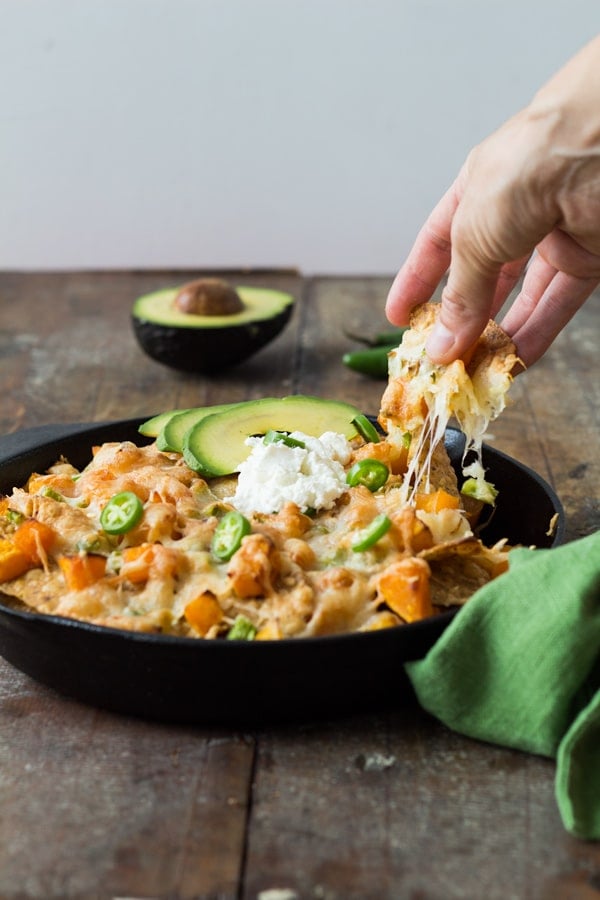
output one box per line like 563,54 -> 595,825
461,478 -> 498,505
76,536 -> 104,553
41,486 -> 64,502
263,430 -> 306,449
227,615 -> 257,641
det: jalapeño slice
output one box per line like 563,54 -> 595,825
100,491 -> 144,535
211,511 -> 251,562
351,413 -> 381,443
351,514 -> 392,552
346,458 -> 389,492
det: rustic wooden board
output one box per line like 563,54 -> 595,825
0,271 -> 598,899
0,661 -> 256,898
244,709 -> 574,900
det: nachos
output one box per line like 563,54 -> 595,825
0,304 -> 520,640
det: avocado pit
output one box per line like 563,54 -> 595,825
174,278 -> 244,317
131,281 -> 295,373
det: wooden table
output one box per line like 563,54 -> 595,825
0,270 -> 598,900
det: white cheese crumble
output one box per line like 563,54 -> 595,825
227,431 -> 353,515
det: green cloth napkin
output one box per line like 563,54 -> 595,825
405,529 -> 600,840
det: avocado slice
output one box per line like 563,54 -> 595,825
131,284 -> 295,373
157,402 -> 244,452
138,408 -> 191,438
182,395 -> 362,477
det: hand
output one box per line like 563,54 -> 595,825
385,35 -> 600,367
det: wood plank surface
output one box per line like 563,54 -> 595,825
0,271 -> 598,900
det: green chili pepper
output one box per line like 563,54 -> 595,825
211,510 -> 251,561
227,615 -> 257,641
372,328 -> 408,346
263,430 -> 306,449
351,413 -> 381,443
100,491 -> 144,535
346,459 -> 389,492
344,327 -> 407,347
351,514 -> 392,552
342,345 -> 396,379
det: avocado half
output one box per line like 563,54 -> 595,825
132,283 -> 295,373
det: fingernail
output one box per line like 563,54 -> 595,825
426,322 -> 455,361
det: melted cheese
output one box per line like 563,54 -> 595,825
380,303 -> 520,504
0,308 -> 519,640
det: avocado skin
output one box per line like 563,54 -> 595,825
132,286 -> 294,374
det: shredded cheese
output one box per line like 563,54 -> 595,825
379,303 -> 520,505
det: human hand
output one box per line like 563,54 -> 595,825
385,35 -> 600,367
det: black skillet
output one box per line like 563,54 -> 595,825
0,419 -> 564,725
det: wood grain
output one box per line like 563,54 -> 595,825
244,710 -> 575,900
0,271 -> 598,899
0,663 -> 256,898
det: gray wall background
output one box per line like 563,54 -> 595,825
1,0 -> 597,273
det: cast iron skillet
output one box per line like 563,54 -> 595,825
0,419 -> 564,725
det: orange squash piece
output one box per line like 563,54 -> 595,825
0,539 -> 32,582
58,554 -> 107,591
120,543 -> 179,584
184,592 -> 223,636
414,489 -> 460,514
25,473 -> 46,493
13,519 -> 56,564
410,517 -> 434,553
377,558 -> 433,623
120,544 -> 155,584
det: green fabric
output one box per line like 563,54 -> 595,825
556,682 -> 600,839
405,529 -> 600,840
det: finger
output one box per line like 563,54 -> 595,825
425,230 -> 503,363
501,252 -> 558,336
490,255 -> 530,319
537,228 -> 600,279
385,180 -> 461,325
506,269 -> 599,366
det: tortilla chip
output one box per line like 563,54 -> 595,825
379,302 -> 520,502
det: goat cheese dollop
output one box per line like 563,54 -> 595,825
227,431 -> 353,515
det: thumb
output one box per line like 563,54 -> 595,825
425,235 -> 502,364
